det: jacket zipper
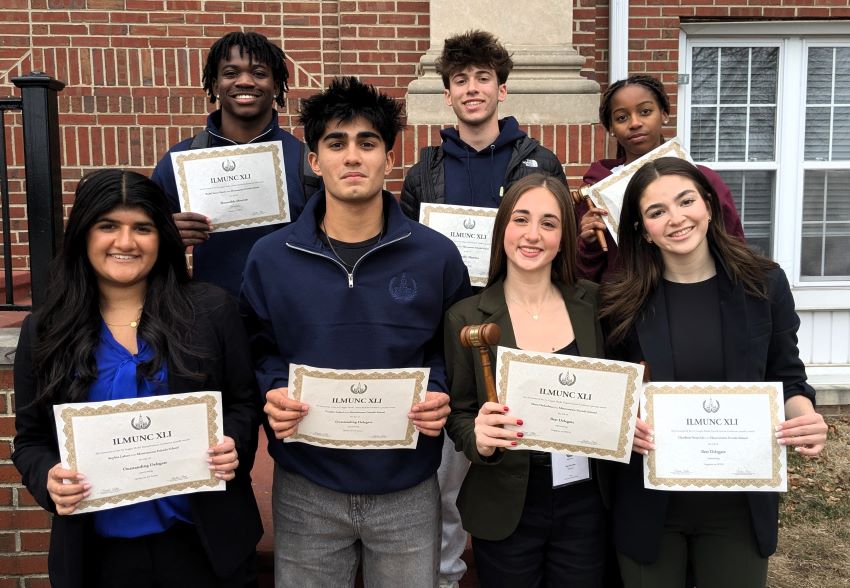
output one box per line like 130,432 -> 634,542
286,231 -> 411,289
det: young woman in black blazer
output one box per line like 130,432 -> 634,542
601,157 -> 827,588
12,170 -> 262,588
444,174 -> 608,587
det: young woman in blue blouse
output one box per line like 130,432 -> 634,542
12,170 -> 262,588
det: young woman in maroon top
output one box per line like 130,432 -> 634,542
576,75 -> 745,283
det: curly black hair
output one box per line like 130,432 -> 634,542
299,76 -> 404,153
435,30 -> 514,88
202,32 -> 290,107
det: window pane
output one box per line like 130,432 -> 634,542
805,107 -> 831,161
807,47 -> 834,104
690,46 -> 778,164
751,47 -> 778,103
691,107 -> 718,161
801,170 -> 850,279
805,46 -> 850,162
719,48 -> 749,104
834,107 -> 850,160
716,170 -> 774,256
718,107 -> 746,161
835,47 -> 850,103
749,107 -> 776,161
693,47 -> 718,104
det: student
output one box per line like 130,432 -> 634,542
444,174 -> 608,587
13,170 -> 262,588
240,76 -> 471,588
401,30 -> 566,587
401,30 -> 565,220
577,75 -> 744,283
601,158 -> 827,588
151,31 -> 319,296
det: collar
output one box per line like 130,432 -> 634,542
287,190 -> 412,251
205,109 -> 279,145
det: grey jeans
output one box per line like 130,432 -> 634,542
273,464 -> 440,588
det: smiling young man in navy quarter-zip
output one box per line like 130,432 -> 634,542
240,76 -> 471,588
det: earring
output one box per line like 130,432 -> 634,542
708,216 -> 712,222
216,94 -> 220,100
610,132 -> 616,137
664,118 -> 669,124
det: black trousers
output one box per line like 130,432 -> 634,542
472,457 -> 607,588
93,521 -> 257,588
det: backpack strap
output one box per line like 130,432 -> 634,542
189,129 -> 212,149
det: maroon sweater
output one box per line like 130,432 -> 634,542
576,157 -> 745,283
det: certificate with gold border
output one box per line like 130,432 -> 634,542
419,204 -> 497,287
495,347 -> 644,463
53,391 -> 225,514
171,141 -> 290,231
587,137 -> 693,245
642,382 -> 787,492
286,364 -> 429,449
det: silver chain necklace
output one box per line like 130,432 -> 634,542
321,218 -> 384,270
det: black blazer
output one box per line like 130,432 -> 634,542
12,284 -> 263,588
444,278 -> 606,541
606,262 -> 815,563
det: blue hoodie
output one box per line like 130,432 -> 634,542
241,191 -> 472,495
440,116 -> 528,208
151,110 -> 311,297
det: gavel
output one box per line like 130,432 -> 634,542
570,185 -> 608,252
459,323 -> 502,404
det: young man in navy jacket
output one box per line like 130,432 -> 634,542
151,32 -> 319,296
240,76 -> 471,588
401,30 -> 567,588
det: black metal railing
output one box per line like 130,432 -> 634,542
0,72 -> 65,311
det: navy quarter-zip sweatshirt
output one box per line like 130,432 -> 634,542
241,190 -> 472,494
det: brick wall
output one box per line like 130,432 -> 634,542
0,0 -> 848,583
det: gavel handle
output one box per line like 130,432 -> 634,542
584,194 -> 609,252
477,347 -> 498,404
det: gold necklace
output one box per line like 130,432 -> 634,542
506,292 -> 550,321
103,309 -> 143,328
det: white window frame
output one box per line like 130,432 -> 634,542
679,21 -> 850,310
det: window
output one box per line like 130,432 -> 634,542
680,23 -> 850,298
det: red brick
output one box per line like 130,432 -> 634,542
0,509 -> 50,531
20,531 -> 50,552
0,554 -> 48,574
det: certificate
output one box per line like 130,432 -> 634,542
642,382 -> 787,492
171,141 -> 290,231
495,347 -> 644,463
587,138 -> 693,245
53,392 -> 224,514
286,364 -> 430,449
419,204 -> 497,287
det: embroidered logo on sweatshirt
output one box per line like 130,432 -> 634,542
389,273 -> 417,303
522,159 -> 539,168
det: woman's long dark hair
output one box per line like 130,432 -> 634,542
33,169 -> 201,404
600,158 -> 777,345
486,173 -> 577,287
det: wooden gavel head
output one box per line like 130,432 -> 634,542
569,185 -> 591,205
459,323 -> 501,349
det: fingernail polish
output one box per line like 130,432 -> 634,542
511,441 -> 518,446
503,406 -> 509,412
516,432 -> 524,438
516,419 -> 523,426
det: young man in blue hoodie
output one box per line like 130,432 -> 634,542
151,32 -> 319,296
241,76 -> 471,588
401,29 -> 567,588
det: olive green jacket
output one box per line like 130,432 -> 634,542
443,278 -> 606,540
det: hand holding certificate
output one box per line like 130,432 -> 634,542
170,142 -> 290,231
53,392 -> 226,514
281,364 -> 431,449
642,382 -> 787,492
495,347 -> 644,463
